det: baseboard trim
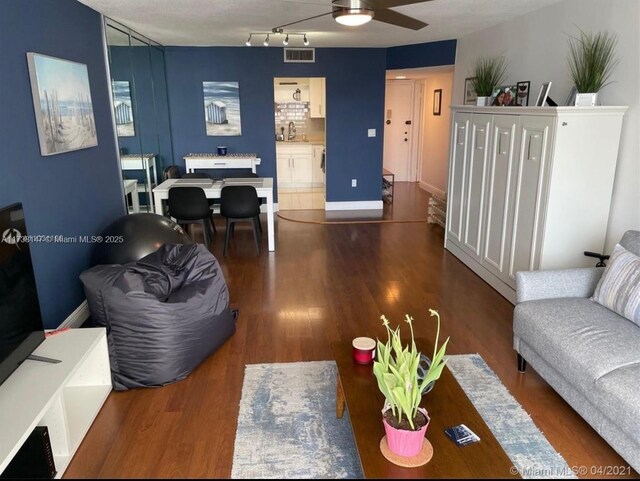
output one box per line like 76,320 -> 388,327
58,300 -> 90,329
419,181 -> 446,198
325,200 -> 383,211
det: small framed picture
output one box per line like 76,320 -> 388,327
490,85 -> 517,106
433,89 -> 442,116
464,77 -> 477,105
535,82 -> 553,106
516,81 -> 530,107
565,86 -> 577,106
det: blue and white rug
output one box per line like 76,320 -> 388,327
231,356 -> 576,479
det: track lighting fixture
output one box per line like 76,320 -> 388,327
243,31 -> 309,47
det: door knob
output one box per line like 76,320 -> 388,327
404,138 -> 408,142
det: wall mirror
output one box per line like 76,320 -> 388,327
104,18 -> 174,213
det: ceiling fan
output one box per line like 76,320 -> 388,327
274,0 -> 433,32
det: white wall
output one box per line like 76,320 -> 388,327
452,0 -> 640,251
420,71 -> 454,196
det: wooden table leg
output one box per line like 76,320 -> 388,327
336,373 -> 345,419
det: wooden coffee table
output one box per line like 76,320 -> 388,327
332,340 -> 520,478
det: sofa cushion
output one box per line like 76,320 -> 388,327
593,364 -> 640,444
592,243 -> 640,326
514,298 -> 640,403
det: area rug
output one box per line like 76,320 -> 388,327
231,357 -> 576,479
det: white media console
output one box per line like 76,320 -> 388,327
0,328 -> 111,478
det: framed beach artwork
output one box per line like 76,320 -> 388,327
203,81 -> 242,136
112,80 -> 135,137
464,77 -> 477,105
27,52 -> 97,156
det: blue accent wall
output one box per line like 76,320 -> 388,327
164,47 -> 387,202
386,39 -> 457,70
0,0 -> 124,328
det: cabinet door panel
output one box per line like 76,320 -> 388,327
312,145 -> 325,186
462,115 -> 492,260
446,113 -> 471,245
507,116 -> 554,283
483,116 -> 519,281
291,155 -> 313,184
277,155 -> 292,186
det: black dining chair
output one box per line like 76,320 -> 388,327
220,185 -> 261,256
168,187 -> 216,247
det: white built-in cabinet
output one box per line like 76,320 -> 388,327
312,144 -> 325,187
309,78 -> 326,118
277,144 -> 313,188
445,106 -> 627,303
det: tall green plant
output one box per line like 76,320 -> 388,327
567,29 -> 619,93
373,310 -> 449,430
470,56 -> 507,97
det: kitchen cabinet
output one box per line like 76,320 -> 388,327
276,144 -> 314,188
445,106 -> 627,303
309,78 -> 326,118
312,144 -> 325,187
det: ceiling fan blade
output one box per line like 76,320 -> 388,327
374,8 -> 428,30
367,0 -> 434,8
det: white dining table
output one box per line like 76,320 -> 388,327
152,177 -> 276,252
123,179 -> 140,213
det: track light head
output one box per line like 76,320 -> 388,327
245,34 -> 252,47
303,34 -> 309,46
263,34 -> 270,46
283,34 -> 289,46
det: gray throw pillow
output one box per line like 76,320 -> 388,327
592,243 -> 640,326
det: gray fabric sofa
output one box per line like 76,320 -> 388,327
514,230 -> 640,472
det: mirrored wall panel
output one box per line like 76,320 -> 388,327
105,18 -> 173,213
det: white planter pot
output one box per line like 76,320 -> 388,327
575,93 -> 598,107
476,96 -> 490,107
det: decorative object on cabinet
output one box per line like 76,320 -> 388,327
428,195 -> 447,228
464,77 -> 477,106
26,53 -> 97,156
433,89 -> 442,116
534,82 -> 553,106
445,105 -> 627,304
490,85 -> 517,106
112,80 -> 134,137
203,81 -> 242,136
516,81 -> 530,107
564,86 -> 578,106
568,29 -> 619,107
469,56 -> 507,106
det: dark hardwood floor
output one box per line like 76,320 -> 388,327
65,183 -> 636,479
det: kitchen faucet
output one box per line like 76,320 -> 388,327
288,121 -> 296,140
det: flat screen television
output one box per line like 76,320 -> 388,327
0,203 -> 46,386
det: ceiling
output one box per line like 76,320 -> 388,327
79,0 -> 566,48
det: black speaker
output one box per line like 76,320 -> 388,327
1,426 -> 56,479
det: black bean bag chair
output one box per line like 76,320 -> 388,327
80,243 -> 235,390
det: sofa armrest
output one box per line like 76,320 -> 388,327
516,267 -> 604,303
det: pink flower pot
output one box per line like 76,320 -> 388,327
382,407 -> 430,457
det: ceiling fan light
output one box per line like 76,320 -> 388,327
333,8 -> 374,27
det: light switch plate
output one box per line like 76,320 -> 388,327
368,129 -> 376,137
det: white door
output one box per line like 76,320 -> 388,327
446,113 -> 470,245
383,81 -> 414,181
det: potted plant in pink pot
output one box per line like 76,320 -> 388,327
373,310 -> 449,458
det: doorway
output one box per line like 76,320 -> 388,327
274,77 -> 326,210
384,67 -> 454,198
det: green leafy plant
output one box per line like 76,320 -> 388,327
373,310 -> 449,430
470,56 -> 508,97
567,28 -> 619,93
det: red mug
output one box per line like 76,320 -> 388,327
352,337 -> 376,365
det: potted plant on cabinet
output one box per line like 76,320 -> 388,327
373,310 -> 449,458
567,29 -> 619,106
470,56 -> 507,106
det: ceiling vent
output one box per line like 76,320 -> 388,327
284,48 -> 315,63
